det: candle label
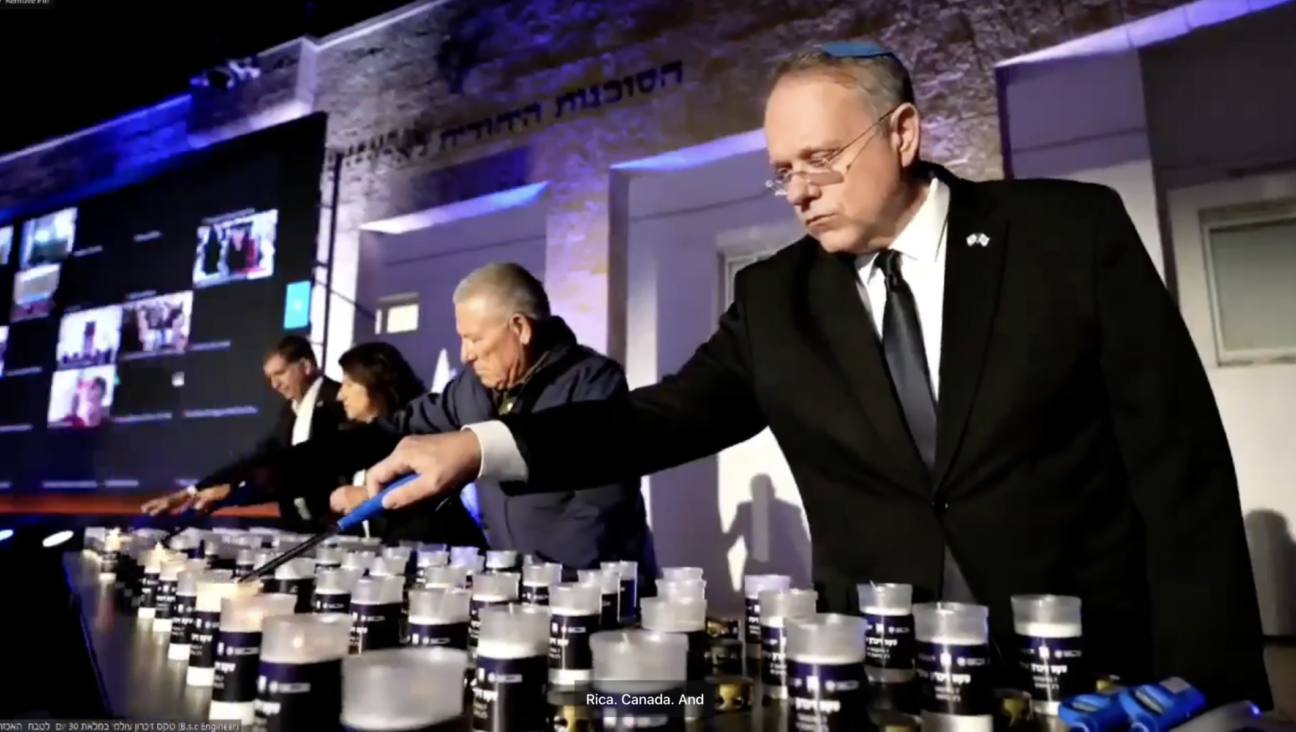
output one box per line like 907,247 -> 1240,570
521,582 -> 550,606
593,686 -> 687,730
270,577 -> 315,613
409,620 -> 470,649
469,597 -> 511,645
916,642 -> 994,716
760,625 -> 790,687
600,592 -> 620,630
312,591 -> 350,614
549,613 -> 599,670
114,558 -> 134,590
685,629 -> 711,681
787,659 -> 868,731
864,613 -> 915,669
154,579 -> 177,620
351,602 -> 402,653
254,659 -> 343,731
618,577 -> 638,623
471,654 -> 549,731
213,630 -> 262,703
744,597 -> 761,644
169,594 -> 196,646
189,610 -> 221,668
140,572 -> 158,608
1018,635 -> 1084,702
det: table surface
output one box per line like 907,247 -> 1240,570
66,555 -> 781,729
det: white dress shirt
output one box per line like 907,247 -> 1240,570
291,376 -> 324,446
289,376 -> 325,520
466,176 -> 975,602
353,468 -> 370,538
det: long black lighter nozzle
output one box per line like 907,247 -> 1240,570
238,474 -> 417,583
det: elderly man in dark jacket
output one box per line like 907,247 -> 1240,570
209,262 -> 657,579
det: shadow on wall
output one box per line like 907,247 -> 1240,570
1244,509 -> 1296,637
649,468 -> 814,615
650,455 -> 735,610
723,474 -> 813,589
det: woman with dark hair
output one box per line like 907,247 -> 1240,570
332,341 -> 486,548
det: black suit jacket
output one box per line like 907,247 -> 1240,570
197,376 -> 348,531
494,172 -> 1269,705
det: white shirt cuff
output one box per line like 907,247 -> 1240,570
463,421 -> 529,482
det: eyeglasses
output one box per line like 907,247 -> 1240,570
764,108 -> 898,197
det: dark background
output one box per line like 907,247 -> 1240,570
0,0 -> 415,155
0,113 -> 327,493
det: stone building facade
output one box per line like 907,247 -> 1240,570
0,0 -> 1190,364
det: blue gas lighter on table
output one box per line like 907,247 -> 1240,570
1060,686 -> 1131,732
1118,678 -> 1208,732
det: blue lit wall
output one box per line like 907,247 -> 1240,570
0,95 -> 197,223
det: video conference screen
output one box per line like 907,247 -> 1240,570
0,114 -> 326,494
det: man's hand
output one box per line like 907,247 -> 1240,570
192,485 -> 232,512
141,489 -> 198,516
140,485 -> 232,515
330,485 -> 368,515
363,432 -> 482,510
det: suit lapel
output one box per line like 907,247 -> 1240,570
807,246 -> 930,487
933,175 -> 1008,490
307,378 -> 339,439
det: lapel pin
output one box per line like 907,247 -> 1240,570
966,233 -> 989,247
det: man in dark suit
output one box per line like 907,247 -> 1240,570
362,43 -> 1269,705
141,335 -> 347,531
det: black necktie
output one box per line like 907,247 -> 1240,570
876,249 -> 938,472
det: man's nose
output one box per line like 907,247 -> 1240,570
785,176 -> 816,207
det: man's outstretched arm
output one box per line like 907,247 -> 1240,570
368,281 -> 768,506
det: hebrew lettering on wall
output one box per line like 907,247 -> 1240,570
553,60 -> 684,118
334,60 -> 684,169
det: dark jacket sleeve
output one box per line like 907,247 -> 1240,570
498,280 -> 768,495
1092,187 -> 1269,706
530,358 -> 646,569
378,379 -> 465,434
260,385 -> 467,501
193,404 -> 292,490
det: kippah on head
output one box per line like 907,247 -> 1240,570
817,41 -> 896,60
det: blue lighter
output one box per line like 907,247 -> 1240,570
1059,687 -> 1130,732
1119,678 -> 1208,732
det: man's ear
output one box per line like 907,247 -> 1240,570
511,314 -> 534,346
